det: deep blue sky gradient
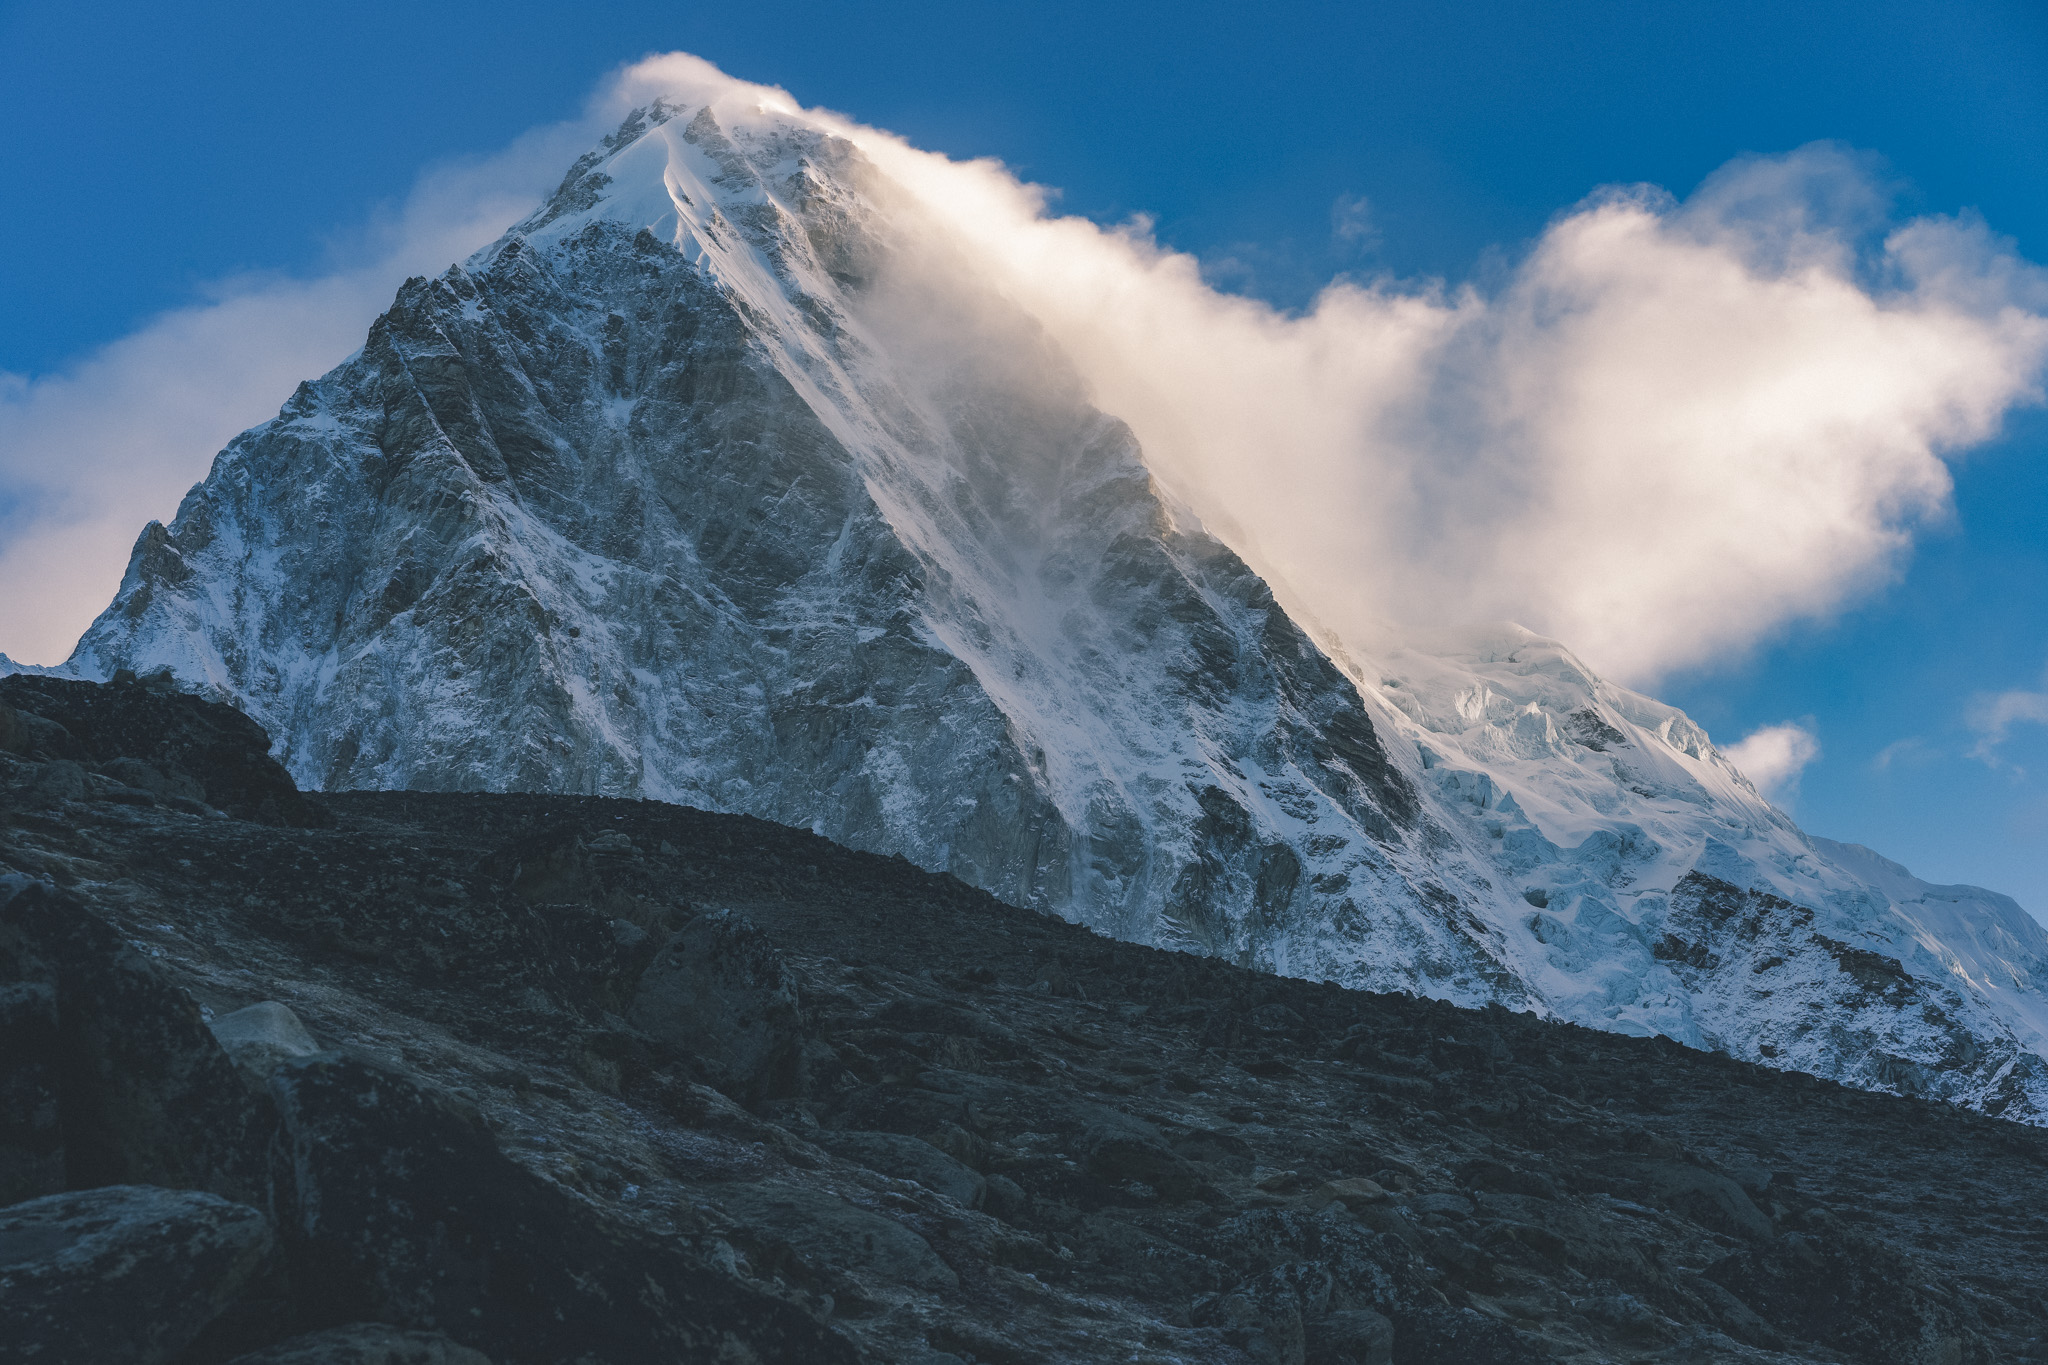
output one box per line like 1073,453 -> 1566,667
3,0 -> 2045,907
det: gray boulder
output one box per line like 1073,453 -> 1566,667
0,1184 -> 274,1365
1616,1158 -> 1774,1243
23,759 -> 88,807
0,702 -> 78,760
628,910 -> 804,1099
209,1001 -> 322,1090
707,1181 -> 960,1292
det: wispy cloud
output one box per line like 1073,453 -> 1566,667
828,82 -> 2048,682
1330,193 -> 1380,253
1968,667 -> 2048,768
1871,735 -> 1939,772
1724,721 -> 1823,806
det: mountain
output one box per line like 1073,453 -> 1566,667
1340,626 -> 2048,1114
30,92 -> 2048,1122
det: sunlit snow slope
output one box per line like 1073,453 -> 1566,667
33,95 -> 2048,1122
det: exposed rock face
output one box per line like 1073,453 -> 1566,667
1,685 -> 2046,1362
34,97 -> 2048,1122
0,873 -> 273,1207
0,1185 -> 276,1365
268,1051 -> 859,1363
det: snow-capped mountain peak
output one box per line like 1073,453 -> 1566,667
32,100 -> 2048,1122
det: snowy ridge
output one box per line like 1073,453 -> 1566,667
27,96 -> 2048,1122
1338,624 -> 2048,1112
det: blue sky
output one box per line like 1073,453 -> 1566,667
3,0 -> 2045,911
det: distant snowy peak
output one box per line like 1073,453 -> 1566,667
1327,622 -> 2048,1115
0,654 -> 62,678
33,98 -> 2048,1124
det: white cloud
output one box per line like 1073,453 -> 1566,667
6,51 -> 2047,691
1969,668 -> 2048,767
835,116 -> 2048,683
1724,721 -> 1823,805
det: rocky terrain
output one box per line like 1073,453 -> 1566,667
5,674 -> 2048,1364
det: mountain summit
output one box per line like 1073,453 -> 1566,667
43,92 -> 2048,1121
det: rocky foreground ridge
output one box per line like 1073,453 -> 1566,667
5,675 -> 2048,1364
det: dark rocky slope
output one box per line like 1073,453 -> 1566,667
3,675 -> 2046,1364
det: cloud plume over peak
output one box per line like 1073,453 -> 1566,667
3,50 -> 2045,694
824,103 -> 2048,682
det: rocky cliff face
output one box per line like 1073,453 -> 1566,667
40,96 -> 2048,1123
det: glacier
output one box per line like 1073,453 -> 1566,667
28,93 -> 2048,1122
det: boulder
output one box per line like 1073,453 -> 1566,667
0,699 -> 79,759
223,1323 -> 493,1365
209,1002 -> 323,1089
628,909 -> 805,1098
1619,1158 -> 1773,1242
267,1051 -> 858,1364
1083,1129 -> 1212,1204
1313,1178 -> 1391,1211
0,875 -> 272,1205
23,759 -> 89,807
0,1184 -> 274,1365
